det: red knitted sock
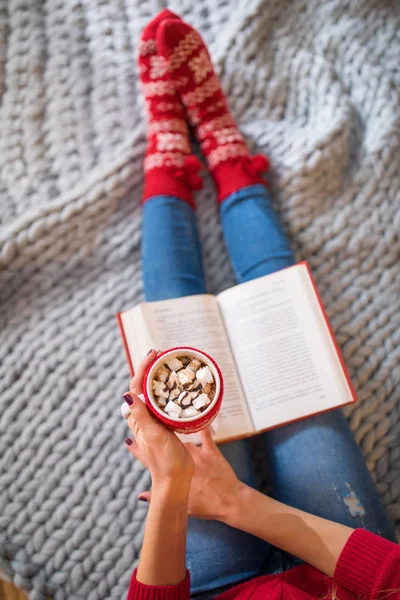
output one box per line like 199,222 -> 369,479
138,10 -> 202,207
156,19 -> 269,203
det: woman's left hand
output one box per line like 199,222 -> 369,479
124,349 -> 194,487
138,424 -> 244,520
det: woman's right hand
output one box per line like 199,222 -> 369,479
139,427 -> 242,519
186,431 -> 357,581
124,350 -> 194,487
184,428 -> 246,522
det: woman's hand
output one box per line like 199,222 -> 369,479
185,428 -> 244,521
125,351 -> 193,586
124,349 -> 194,487
139,426 -> 244,522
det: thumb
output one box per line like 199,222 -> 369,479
138,491 -> 152,503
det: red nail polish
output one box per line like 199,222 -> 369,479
138,496 -> 149,502
147,349 -> 155,356
123,393 -> 134,406
125,438 -> 133,446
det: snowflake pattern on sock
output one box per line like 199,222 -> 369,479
149,55 -> 169,79
189,49 -> 213,83
157,132 -> 191,152
157,18 -> 269,202
138,10 -> 202,205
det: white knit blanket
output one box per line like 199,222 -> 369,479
1,0 -> 399,597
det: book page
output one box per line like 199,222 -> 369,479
120,295 -> 254,441
217,264 -> 354,431
120,305 -> 155,369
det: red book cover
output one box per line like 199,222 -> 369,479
116,311 -> 135,377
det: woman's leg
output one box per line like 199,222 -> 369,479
263,410 -> 396,541
142,196 -> 206,301
219,184 -> 295,282
220,183 -> 395,542
142,195 -> 273,593
139,14 -> 274,594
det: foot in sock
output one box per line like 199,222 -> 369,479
156,18 -> 269,203
138,10 -> 202,207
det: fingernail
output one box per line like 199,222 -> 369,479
138,496 -> 149,502
123,393 -> 134,406
125,438 -> 133,446
147,349 -> 155,356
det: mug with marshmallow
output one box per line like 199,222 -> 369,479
121,347 -> 223,434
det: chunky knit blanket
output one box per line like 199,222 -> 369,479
1,0 -> 399,598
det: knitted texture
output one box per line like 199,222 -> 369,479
0,1 -> 399,599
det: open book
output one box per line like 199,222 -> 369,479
117,263 -> 356,443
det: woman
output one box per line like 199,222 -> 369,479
123,10 -> 399,600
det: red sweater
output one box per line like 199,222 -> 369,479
127,529 -> 400,600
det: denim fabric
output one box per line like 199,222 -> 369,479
142,196 -> 206,300
141,186 -> 395,596
219,185 -> 295,283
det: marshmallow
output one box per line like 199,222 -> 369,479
167,370 -> 179,390
192,394 -> 210,410
152,380 -> 169,398
165,400 -> 182,418
182,406 -> 200,418
169,387 -> 180,401
178,391 -> 192,407
187,358 -> 201,372
156,365 -> 169,383
177,368 -> 195,387
188,379 -> 202,392
166,357 -> 183,371
196,366 -> 213,385
202,383 -> 211,394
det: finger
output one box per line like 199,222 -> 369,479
200,427 -> 217,452
125,438 -> 149,469
129,349 -> 157,394
185,442 -> 200,457
138,491 -> 152,503
124,436 -> 140,457
126,392 -> 158,431
124,437 -> 149,468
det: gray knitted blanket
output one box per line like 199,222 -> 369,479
1,0 -> 399,598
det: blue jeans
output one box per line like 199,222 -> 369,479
142,185 -> 395,595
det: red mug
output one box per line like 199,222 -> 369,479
142,346 -> 224,434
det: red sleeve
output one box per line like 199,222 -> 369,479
334,528 -> 400,599
127,569 -> 190,600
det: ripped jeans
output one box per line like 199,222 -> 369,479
142,185 -> 395,596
